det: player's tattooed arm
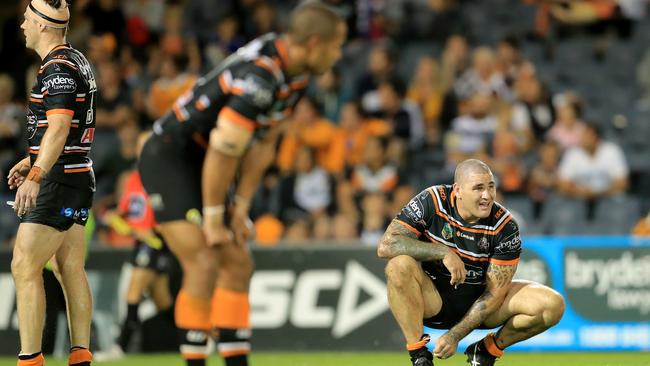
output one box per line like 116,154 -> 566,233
445,263 -> 518,343
377,220 -> 451,261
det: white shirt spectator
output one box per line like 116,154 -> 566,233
294,168 -> 332,212
558,141 -> 629,194
448,114 -> 497,154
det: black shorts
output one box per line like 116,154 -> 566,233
131,241 -> 172,273
21,178 -> 93,231
138,133 -> 203,224
423,275 -> 489,330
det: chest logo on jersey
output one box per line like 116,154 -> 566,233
478,237 -> 489,252
441,223 -> 453,240
456,230 -> 474,241
43,73 -> 77,95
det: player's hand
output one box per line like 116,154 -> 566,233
7,158 -> 30,190
14,179 -> 40,217
433,332 -> 458,359
443,249 -> 466,286
203,215 -> 234,247
230,209 -> 254,246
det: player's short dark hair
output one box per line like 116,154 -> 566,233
454,159 -> 492,183
289,2 -> 343,44
44,0 -> 68,9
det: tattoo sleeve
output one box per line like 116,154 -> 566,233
377,220 -> 450,261
446,263 -> 518,342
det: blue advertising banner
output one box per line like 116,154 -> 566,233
424,236 -> 650,352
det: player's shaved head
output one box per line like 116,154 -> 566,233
454,159 -> 492,184
288,2 -> 343,44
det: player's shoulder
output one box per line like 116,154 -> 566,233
491,201 -> 519,235
425,184 -> 453,205
41,45 -> 82,74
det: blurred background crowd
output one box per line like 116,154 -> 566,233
1,0 -> 650,247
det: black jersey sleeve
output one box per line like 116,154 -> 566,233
219,64 -> 277,129
41,61 -> 79,116
490,219 -> 522,265
394,188 -> 436,237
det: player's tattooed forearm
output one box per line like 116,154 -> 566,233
487,263 -> 517,289
378,221 -> 449,261
447,291 -> 494,342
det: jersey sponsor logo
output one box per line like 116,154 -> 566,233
456,230 -> 474,241
43,73 -> 77,95
80,128 -> 95,143
495,233 -> 522,254
442,223 -> 453,240
495,208 -> 505,219
404,196 -> 424,223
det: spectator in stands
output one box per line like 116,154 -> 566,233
528,141 -> 561,218
0,74 -> 23,171
351,135 -> 399,195
439,34 -> 470,131
377,77 -> 425,151
558,124 -> 629,200
511,75 -> 554,149
83,0 -> 126,44
496,35 -> 525,88
360,192 -> 389,246
356,44 -> 397,113
454,46 -> 512,102
0,74 -> 23,245
277,96 -> 339,174
96,61 -> 131,129
332,212 -> 359,242
203,14 -> 245,67
329,101 -> 390,176
146,53 -> 196,120
407,56 -> 444,145
546,92 -> 586,150
491,106 -> 526,194
445,92 -> 497,165
311,67 -> 352,123
278,147 -> 335,225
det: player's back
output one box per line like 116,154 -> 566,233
152,33 -> 309,155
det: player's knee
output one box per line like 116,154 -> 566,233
10,252 -> 42,282
385,255 -> 419,285
542,290 -> 565,326
54,258 -> 86,279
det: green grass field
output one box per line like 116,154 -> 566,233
0,352 -> 649,366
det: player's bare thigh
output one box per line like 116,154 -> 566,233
13,223 -> 66,272
387,255 -> 442,318
482,279 -> 562,328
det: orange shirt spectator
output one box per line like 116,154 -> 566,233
632,212 -> 650,236
147,54 -> 196,120
328,102 -> 391,174
277,96 -> 339,173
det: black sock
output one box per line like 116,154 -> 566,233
118,303 -> 140,350
216,328 -> 250,366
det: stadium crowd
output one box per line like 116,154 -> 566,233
1,0 -> 650,246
